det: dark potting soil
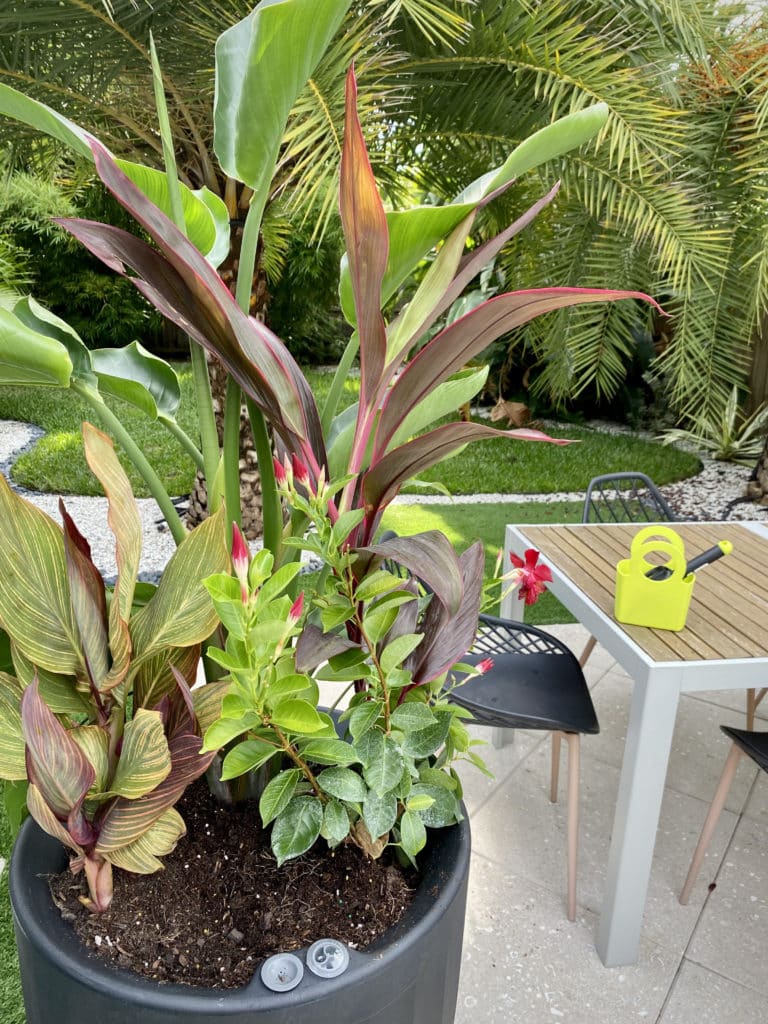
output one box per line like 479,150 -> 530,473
48,778 -> 416,989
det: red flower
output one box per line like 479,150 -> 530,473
288,592 -> 304,625
510,548 -> 552,606
291,453 -> 310,489
231,522 -> 250,604
272,456 -> 287,487
475,657 -> 494,675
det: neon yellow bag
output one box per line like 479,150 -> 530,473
614,525 -> 694,631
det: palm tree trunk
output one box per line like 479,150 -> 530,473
746,431 -> 768,505
185,220 -> 270,540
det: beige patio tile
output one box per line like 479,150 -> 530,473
468,742 -> 739,955
684,812 -> 768,996
658,961 -> 767,1024
456,855 -> 679,1024
587,672 -> 760,810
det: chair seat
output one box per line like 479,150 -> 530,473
721,726 -> 768,773
450,615 -> 599,735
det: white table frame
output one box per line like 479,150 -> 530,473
504,521 -> 768,968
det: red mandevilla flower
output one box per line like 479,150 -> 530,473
291,453 -> 310,488
476,657 -> 494,675
510,548 -> 552,606
231,522 -> 250,604
288,592 -> 304,625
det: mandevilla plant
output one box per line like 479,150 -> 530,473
202,460 -> 489,866
0,423 -> 229,911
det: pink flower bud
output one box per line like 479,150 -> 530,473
291,453 -> 310,487
231,522 -> 249,603
273,456 -> 287,487
476,657 -> 494,675
289,592 -> 304,625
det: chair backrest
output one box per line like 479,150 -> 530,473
582,472 -> 677,524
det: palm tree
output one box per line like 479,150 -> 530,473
386,0 -> 768,432
0,0 -> 472,535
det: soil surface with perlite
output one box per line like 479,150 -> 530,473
48,779 -> 416,989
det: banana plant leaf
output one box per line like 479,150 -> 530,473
214,0 -> 352,190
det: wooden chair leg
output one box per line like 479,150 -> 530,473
565,732 -> 580,922
578,634 -> 597,668
746,688 -> 767,730
550,731 -> 562,803
679,743 -> 744,905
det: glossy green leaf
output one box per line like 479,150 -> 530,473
399,809 -> 427,858
362,789 -> 397,840
390,701 -> 436,733
354,569 -> 404,603
220,738 -> 277,780
380,634 -> 424,677
339,201 -> 475,326
106,807 -> 186,874
299,738 -> 360,766
347,700 -> 383,742
259,768 -> 302,826
317,766 -> 367,803
201,712 -> 261,752
408,783 -> 458,827
0,478 -> 82,673
270,699 -> 325,734
320,798 -> 349,847
110,710 -> 172,800
401,714 -> 452,758
388,366 -> 489,452
214,0 -> 351,189
271,795 -> 323,866
193,186 -> 231,269
3,779 -> 28,837
92,342 -> 181,422
454,103 -> 610,205
116,160 -> 227,264
0,83 -> 94,159
0,303 -> 74,387
363,736 -> 405,797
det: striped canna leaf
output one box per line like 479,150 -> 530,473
21,678 -> 96,841
108,710 -> 172,800
0,476 -> 83,675
0,672 -> 26,781
82,423 -> 141,691
106,807 -> 186,874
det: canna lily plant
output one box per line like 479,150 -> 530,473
0,424 -> 229,911
0,0 -> 664,910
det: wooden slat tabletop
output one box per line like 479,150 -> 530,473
521,523 -> 768,664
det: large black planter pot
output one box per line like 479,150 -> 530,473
10,814 -> 470,1024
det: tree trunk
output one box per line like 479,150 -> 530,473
746,431 -> 768,505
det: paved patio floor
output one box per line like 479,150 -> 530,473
455,624 -> 768,1024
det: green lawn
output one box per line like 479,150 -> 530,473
0,365 -> 699,498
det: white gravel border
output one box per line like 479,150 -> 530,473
0,418 -> 765,578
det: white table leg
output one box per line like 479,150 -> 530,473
596,667 -> 683,967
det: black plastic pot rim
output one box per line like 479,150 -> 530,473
11,816 -> 470,1015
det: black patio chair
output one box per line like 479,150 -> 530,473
452,614 -> 599,922
378,529 -> 600,920
680,727 -> 768,905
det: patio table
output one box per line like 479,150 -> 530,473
503,520 -> 768,967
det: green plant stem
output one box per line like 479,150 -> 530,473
161,419 -> 204,472
71,380 -> 186,545
223,377 -> 242,536
189,343 -> 221,497
321,330 -> 359,435
271,722 -> 324,798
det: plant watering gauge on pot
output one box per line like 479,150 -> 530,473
10,815 -> 470,1024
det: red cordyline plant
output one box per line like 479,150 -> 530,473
53,66 -> 662,554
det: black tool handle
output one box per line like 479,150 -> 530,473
646,541 -> 732,581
